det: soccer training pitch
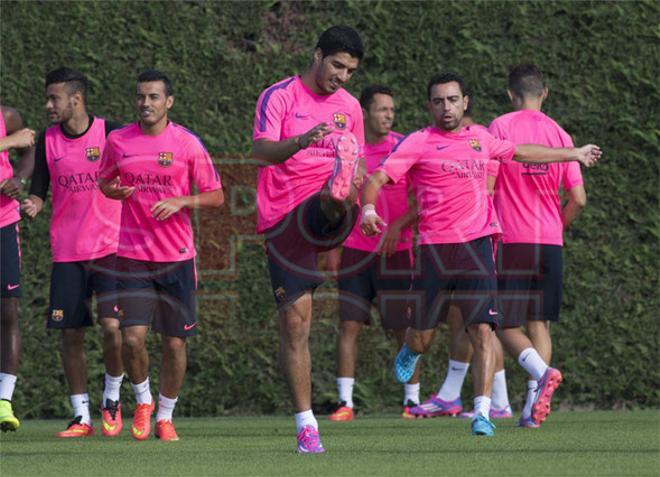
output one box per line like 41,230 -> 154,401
1,411 -> 658,476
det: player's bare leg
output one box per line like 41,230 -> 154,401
62,329 -> 88,395
336,320 -> 362,378
0,298 -> 20,432
527,320 -> 552,364
122,326 -> 150,384
99,317 -> 123,377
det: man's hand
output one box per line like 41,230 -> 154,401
379,223 -> 402,257
100,177 -> 135,200
360,204 -> 386,236
297,123 -> 334,149
8,128 -> 36,149
0,177 -> 25,199
20,196 -> 41,218
151,197 -> 186,221
573,144 -> 602,167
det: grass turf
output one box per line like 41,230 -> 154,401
1,411 -> 658,476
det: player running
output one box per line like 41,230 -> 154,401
361,72 -> 600,437
0,104 -> 35,432
327,85 -> 420,422
99,70 -> 223,441
21,68 -> 125,438
489,64 -> 587,428
251,26 -> 365,453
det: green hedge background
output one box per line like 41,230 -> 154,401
1,0 -> 657,418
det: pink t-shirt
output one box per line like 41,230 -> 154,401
0,112 -> 20,228
343,131 -> 413,252
253,76 -> 365,233
488,109 -> 583,245
376,126 -> 515,245
45,117 -> 121,262
99,122 -> 222,262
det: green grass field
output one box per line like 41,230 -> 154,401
1,411 -> 658,476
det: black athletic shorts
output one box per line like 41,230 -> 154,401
497,243 -> 563,327
48,253 -> 120,329
338,247 -> 414,330
0,222 -> 21,298
409,237 -> 500,330
265,193 -> 359,309
116,257 -> 197,337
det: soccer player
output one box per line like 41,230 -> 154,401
327,85 -> 420,422
251,26 -> 365,453
99,70 -> 223,441
0,105 -> 35,432
489,64 -> 587,427
361,72 -> 600,436
21,67 -> 125,438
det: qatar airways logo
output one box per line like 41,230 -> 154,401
307,136 -> 338,158
441,159 -> 485,179
122,172 -> 174,193
57,171 -> 100,193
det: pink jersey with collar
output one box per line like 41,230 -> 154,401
45,117 -> 121,261
343,131 -> 413,252
99,122 -> 222,262
0,112 -> 20,228
375,126 -> 515,245
253,76 -> 365,233
488,109 -> 583,245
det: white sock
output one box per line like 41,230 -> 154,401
517,348 -> 548,381
156,393 -> 178,422
521,380 -> 538,418
437,360 -> 469,401
491,369 -> 511,410
70,393 -> 91,424
103,373 -> 123,404
0,373 -> 17,401
294,409 -> 318,433
336,377 -> 355,408
403,383 -> 420,405
473,395 -> 491,420
130,378 -> 153,405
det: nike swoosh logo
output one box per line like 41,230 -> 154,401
103,421 -> 117,432
436,145 -> 449,151
113,305 -> 120,313
488,309 -> 498,316
7,284 -> 20,290
122,153 -> 142,158
53,156 -> 65,162
294,113 -> 310,119
132,425 -> 144,436
184,323 -> 197,331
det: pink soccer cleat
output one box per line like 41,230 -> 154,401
297,425 -> 326,454
531,367 -> 563,425
328,132 -> 359,201
410,395 -> 463,418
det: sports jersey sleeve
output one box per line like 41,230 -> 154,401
557,128 -> 583,190
486,159 -> 500,177
487,118 -> 505,139
188,138 -> 222,193
29,130 -> 50,201
374,133 -> 420,184
484,132 -> 516,163
98,133 -> 119,180
253,87 -> 289,142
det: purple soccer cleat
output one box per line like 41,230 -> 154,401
532,367 -> 563,425
328,131 -> 359,201
410,395 -> 463,418
297,425 -> 326,454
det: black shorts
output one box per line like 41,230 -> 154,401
1,222 -> 21,298
265,193 -> 359,308
409,237 -> 500,330
48,253 -> 120,329
497,243 -> 563,327
338,247 -> 414,330
116,257 -> 197,337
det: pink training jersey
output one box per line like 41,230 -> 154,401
343,131 -> 413,252
467,124 -> 500,177
253,76 -> 365,233
45,117 -> 121,262
488,109 -> 583,245
99,122 -> 222,262
376,126 -> 515,245
0,112 -> 20,228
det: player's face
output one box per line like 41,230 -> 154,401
135,81 -> 173,127
314,51 -> 360,94
428,82 -> 468,132
364,93 -> 395,137
45,82 -> 76,124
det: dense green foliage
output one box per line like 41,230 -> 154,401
1,1 -> 657,417
2,412 -> 659,475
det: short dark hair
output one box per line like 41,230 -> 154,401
137,69 -> 173,96
360,84 -> 393,110
508,64 -> 545,99
427,72 -> 468,100
45,67 -> 88,102
316,26 -> 364,60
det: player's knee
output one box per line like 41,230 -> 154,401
122,332 -> 145,353
339,320 -> 362,340
162,336 -> 186,353
0,298 -> 18,325
468,324 -> 493,352
62,328 -> 85,346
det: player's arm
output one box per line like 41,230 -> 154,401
379,194 -> 418,256
513,144 -> 602,167
252,122 -> 334,165
151,189 -> 224,221
360,170 -> 390,236
0,106 -> 36,199
21,131 -> 49,218
562,185 -> 586,231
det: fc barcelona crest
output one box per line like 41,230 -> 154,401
333,113 -> 347,130
85,147 -> 101,162
158,152 -> 173,167
469,139 -> 482,152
